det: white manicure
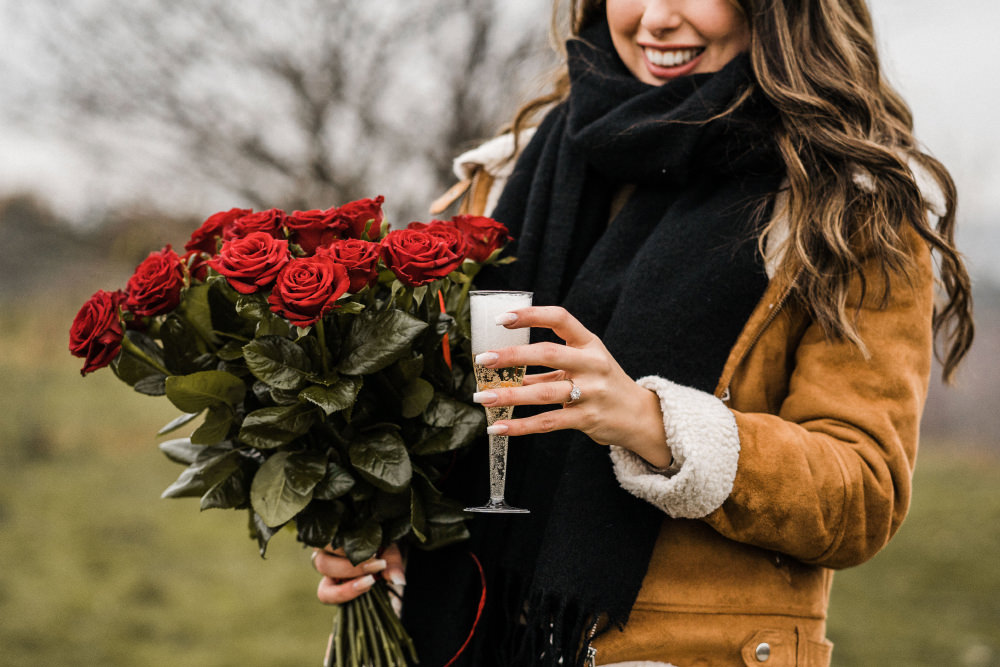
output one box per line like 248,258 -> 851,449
352,575 -> 376,590
495,312 -> 518,325
486,424 -> 509,436
475,352 -> 499,365
473,391 -> 498,403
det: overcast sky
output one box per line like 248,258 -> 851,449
1,0 -> 997,231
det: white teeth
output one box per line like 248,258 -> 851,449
645,47 -> 701,68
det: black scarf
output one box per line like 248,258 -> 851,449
403,18 -> 784,666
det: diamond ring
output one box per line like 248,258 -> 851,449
566,378 -> 582,405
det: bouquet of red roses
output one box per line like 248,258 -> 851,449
69,197 -> 512,666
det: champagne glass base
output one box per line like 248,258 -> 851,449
464,500 -> 530,514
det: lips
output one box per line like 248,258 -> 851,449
644,46 -> 704,68
641,45 -> 706,80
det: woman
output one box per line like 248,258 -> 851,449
312,1 -> 974,665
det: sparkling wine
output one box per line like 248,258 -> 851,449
466,290 -> 532,514
474,363 -> 527,424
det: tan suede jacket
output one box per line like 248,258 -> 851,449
436,134 -> 935,667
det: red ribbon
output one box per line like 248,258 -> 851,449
443,551 -> 487,667
439,290 -> 453,370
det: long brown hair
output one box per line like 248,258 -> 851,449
506,0 -> 973,382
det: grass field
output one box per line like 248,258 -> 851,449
2,298 -> 998,666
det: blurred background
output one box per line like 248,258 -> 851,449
0,1 -> 996,665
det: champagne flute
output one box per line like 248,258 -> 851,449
465,290 -> 532,514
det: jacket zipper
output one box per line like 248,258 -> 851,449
583,620 -> 599,667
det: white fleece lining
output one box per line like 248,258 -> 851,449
609,376 -> 740,519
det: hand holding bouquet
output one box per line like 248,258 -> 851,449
69,198 -> 513,665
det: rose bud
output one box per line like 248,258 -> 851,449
338,196 -> 385,241
183,250 -> 212,282
223,208 -> 286,241
69,289 -> 126,375
124,245 -> 186,317
285,207 -> 348,255
210,231 -> 292,295
451,215 -> 511,263
267,254 -> 351,327
320,239 -> 381,293
380,227 -> 465,287
184,207 -> 252,255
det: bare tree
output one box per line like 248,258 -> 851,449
3,0 -> 552,223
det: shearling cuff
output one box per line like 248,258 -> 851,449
609,376 -> 740,519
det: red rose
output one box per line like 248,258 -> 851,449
185,207 -> 252,254
125,245 -> 186,317
223,208 -> 286,241
451,215 -> 511,262
210,231 -> 291,294
338,196 -> 385,240
69,289 -> 125,375
267,255 -> 350,327
321,239 -> 381,293
285,207 -> 348,254
406,220 -> 468,257
380,227 -> 465,287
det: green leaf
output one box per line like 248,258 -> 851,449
236,294 -> 270,322
341,522 -> 382,565
396,356 -> 424,383
160,314 -> 207,373
412,395 -> 485,456
410,488 -> 428,542
400,378 -> 435,419
295,501 -> 344,548
348,431 -> 412,493
257,316 -> 292,338
158,412 -> 202,436
338,309 -> 428,375
161,445 -> 241,498
238,404 -> 317,449
216,340 -> 246,361
200,465 -> 249,511
112,330 -> 167,390
249,510 -> 281,557
208,277 -> 252,339
177,283 -> 218,345
336,301 -> 366,316
159,437 -> 203,465
299,376 -> 362,415
191,404 -> 234,445
420,522 -> 471,551
250,450 -> 327,528
313,461 -> 356,500
243,336 -> 312,391
165,370 -> 246,413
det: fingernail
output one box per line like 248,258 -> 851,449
475,352 -> 499,366
486,424 -> 508,436
495,312 -> 518,326
362,559 -> 387,574
389,571 -> 407,587
472,391 -> 498,404
352,575 -> 376,591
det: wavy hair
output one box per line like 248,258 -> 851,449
506,0 -> 973,382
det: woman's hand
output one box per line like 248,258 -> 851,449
313,543 -> 405,605
472,306 -> 672,468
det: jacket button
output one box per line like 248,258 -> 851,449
755,642 -> 771,662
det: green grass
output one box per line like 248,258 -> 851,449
3,297 -> 998,666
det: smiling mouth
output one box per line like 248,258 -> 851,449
644,47 -> 705,68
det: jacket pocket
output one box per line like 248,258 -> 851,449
740,629 -> 833,666
740,629 -> 796,666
